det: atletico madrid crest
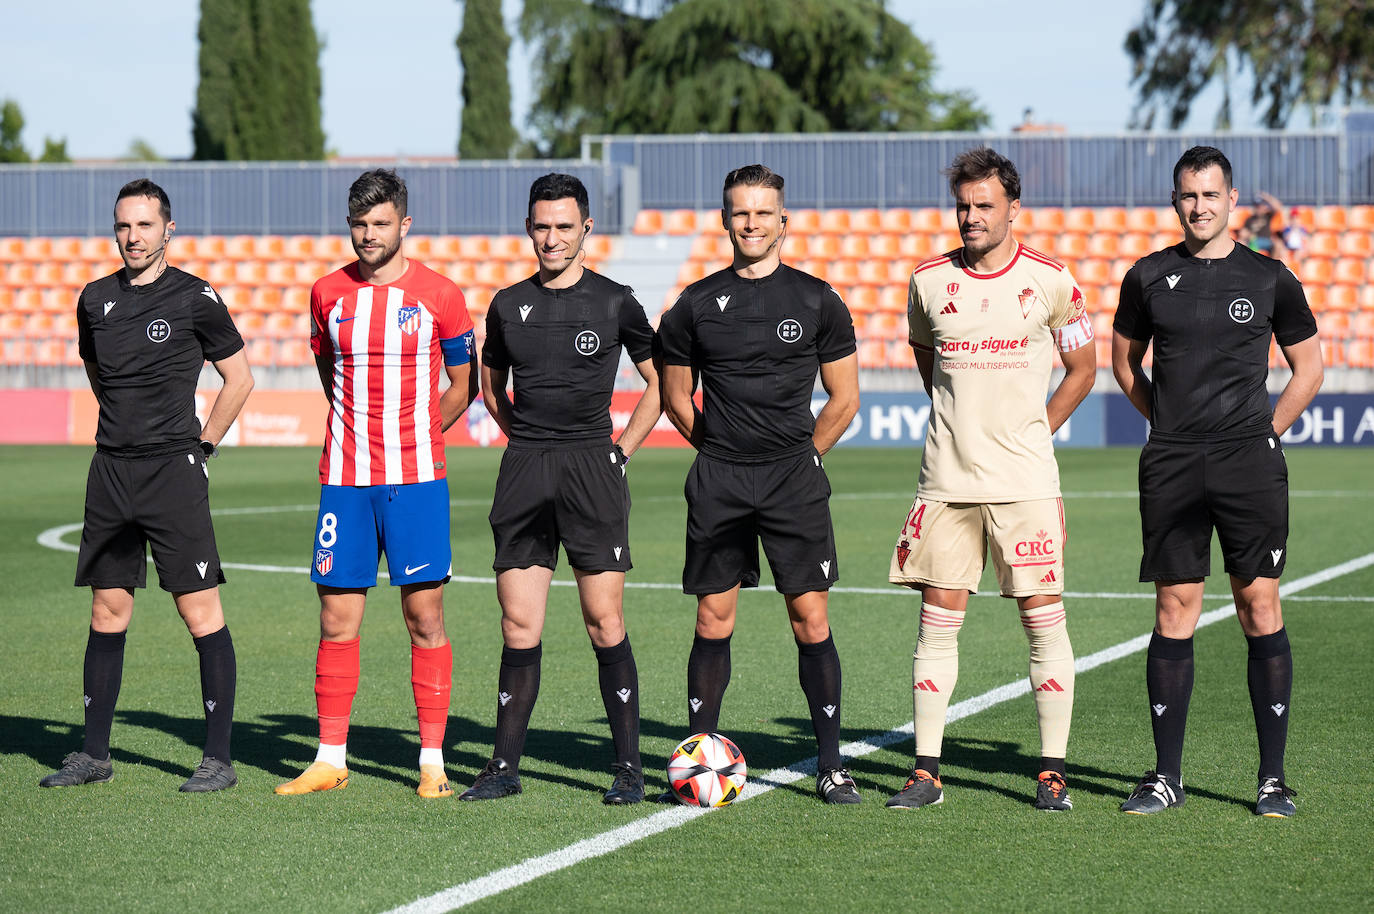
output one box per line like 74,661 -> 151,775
398,305 -> 422,335
315,549 -> 333,576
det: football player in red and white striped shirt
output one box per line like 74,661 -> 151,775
277,169 -> 477,800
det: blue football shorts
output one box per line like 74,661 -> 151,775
310,479 -> 452,588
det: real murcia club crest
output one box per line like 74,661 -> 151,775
1017,288 -> 1038,319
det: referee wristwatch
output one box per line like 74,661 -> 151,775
198,440 -> 219,459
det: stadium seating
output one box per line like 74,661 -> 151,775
4,207 -> 1372,373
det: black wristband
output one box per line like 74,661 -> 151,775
198,440 -> 218,459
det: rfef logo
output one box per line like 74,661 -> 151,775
575,330 -> 600,355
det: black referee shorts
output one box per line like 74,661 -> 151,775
682,448 -> 838,596
1138,433 -> 1289,582
75,449 -> 225,593
489,441 -> 632,573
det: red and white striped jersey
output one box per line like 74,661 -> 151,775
309,260 -> 474,486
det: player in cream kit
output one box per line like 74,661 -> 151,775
886,148 -> 1096,812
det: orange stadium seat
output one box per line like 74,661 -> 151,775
310,236 -> 347,261
869,234 -> 901,259
4,262 -> 35,286
632,210 -> 663,235
250,286 -> 283,312
53,311 -> 79,336
253,236 -> 285,260
677,261 -> 710,285
283,236 -> 315,260
491,236 -> 527,261
1117,233 -> 1154,260
1075,259 -> 1112,286
665,210 -> 697,235
0,287 -> 12,311
1149,231 -> 1177,252
1095,207 -> 1128,233
1337,233 -> 1372,259
1304,231 -> 1339,258
1346,205 -> 1374,231
846,286 -> 880,314
474,261 -> 506,287
1317,311 -> 1350,339
24,313 -> 55,338
1326,285 -> 1359,312
234,261 -> 267,285
204,261 -> 234,287
1022,232 -> 1054,255
3,339 -> 34,364
839,235 -> 870,259
1124,208 -> 1157,233
1055,234 -> 1088,260
1333,257 -> 1365,286
0,238 -> 23,260
41,289 -> 72,313
265,261 -> 296,285
0,312 -> 25,337
406,236 -> 433,260
281,287 -> 310,313
502,261 -> 530,285
10,288 -> 41,313
856,260 -> 888,286
245,338 -> 275,366
880,209 -> 913,234
1352,309 -> 1374,338
33,339 -> 71,366
277,338 -> 313,367
190,236 -> 226,260
850,209 -> 882,234
464,286 -> 493,315
223,236 -> 255,260
697,211 -> 726,236
818,210 -> 851,234
1345,339 -> 1374,368
1065,208 -> 1095,233
897,234 -> 934,261
690,234 -> 722,262
885,260 -> 914,285
428,236 -> 463,261
827,260 -> 860,285
1297,258 -> 1332,285
807,235 -> 841,259
444,261 -> 477,286
929,232 -> 960,254
910,208 -> 945,234
1360,285 -> 1374,309
1313,206 -> 1346,232
584,235 -> 614,260
50,237 -> 81,261
220,286 -> 252,313
863,310 -> 903,338
1086,233 -> 1119,259
234,311 -> 265,337
33,263 -> 64,287
1030,209 -> 1064,233
782,209 -> 817,234
458,236 -> 490,260
264,312 -> 305,339
61,262 -> 93,287
22,237 -> 52,261
1302,283 -> 1327,311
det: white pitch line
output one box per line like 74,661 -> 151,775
385,551 -> 1374,914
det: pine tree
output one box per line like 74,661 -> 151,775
457,0 -> 517,159
0,99 -> 29,163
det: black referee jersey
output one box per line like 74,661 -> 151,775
482,268 -> 656,444
658,264 -> 857,462
76,266 -> 245,457
1114,243 -> 1317,442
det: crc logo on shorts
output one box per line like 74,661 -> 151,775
146,319 -> 171,343
1014,529 -> 1055,558
777,318 -> 803,343
1228,298 -> 1255,323
315,549 -> 333,576
574,330 -> 600,356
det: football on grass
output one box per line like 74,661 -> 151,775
667,732 -> 747,807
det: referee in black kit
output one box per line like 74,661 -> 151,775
658,164 -> 862,804
1112,147 -> 1322,818
41,179 -> 254,793
462,173 -> 661,804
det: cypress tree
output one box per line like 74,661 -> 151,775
457,0 -> 517,159
193,0 -> 324,160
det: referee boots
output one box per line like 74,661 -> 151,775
1120,770 -> 1185,814
39,751 -> 114,788
1256,776 -> 1297,818
603,763 -> 645,805
459,758 -> 522,801
180,757 -> 238,792
816,767 -> 862,804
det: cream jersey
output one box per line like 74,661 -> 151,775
907,243 -> 1092,502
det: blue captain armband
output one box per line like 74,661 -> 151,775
441,329 -> 475,366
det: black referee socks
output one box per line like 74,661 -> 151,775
1145,632 -> 1194,779
493,642 -> 542,770
797,632 -> 843,771
193,626 -> 236,763
686,633 -> 732,735
594,636 -> 641,769
81,628 -> 126,760
1246,627 -> 1292,781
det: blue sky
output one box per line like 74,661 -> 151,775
8,0 -> 1299,161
